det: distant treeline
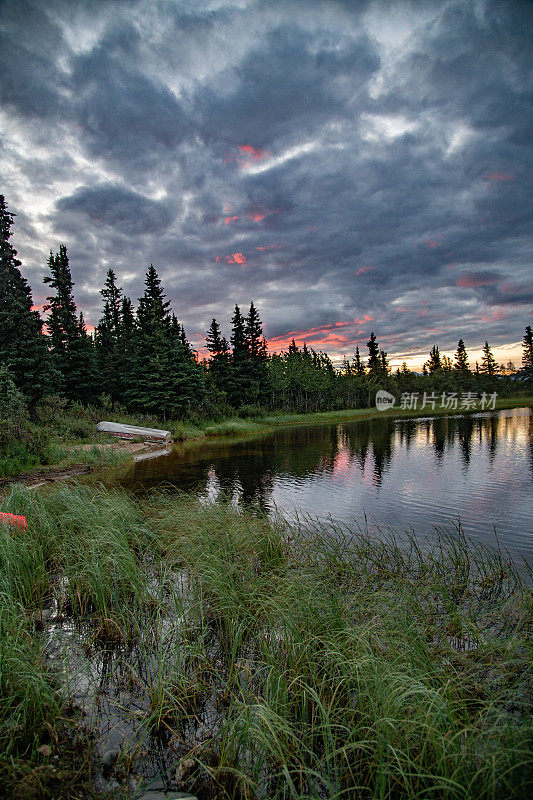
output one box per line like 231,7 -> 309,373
1,194 -> 532,419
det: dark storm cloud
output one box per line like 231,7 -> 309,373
0,0 -> 531,359
195,23 -> 380,149
70,47 -> 191,171
56,184 -> 175,235
0,0 -> 66,118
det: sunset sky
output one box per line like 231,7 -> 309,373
1,0 -> 531,368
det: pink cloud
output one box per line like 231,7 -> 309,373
239,144 -> 266,159
224,144 -> 269,168
456,271 -> 499,288
226,252 -> 246,264
355,265 -> 375,276
481,308 -> 507,322
484,172 -> 515,182
421,234 -> 443,248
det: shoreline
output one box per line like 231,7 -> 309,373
192,393 -> 533,439
1,395 -> 531,486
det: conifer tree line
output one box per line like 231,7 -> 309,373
1,194 -> 532,419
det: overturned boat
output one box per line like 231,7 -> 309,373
96,421 -> 172,443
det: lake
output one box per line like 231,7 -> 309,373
120,407 -> 533,564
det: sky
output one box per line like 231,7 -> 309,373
1,0 -> 532,368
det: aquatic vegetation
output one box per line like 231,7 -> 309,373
0,483 -> 531,798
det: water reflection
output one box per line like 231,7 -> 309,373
121,408 -> 533,562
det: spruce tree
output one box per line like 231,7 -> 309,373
0,194 -> 55,405
353,346 -> 365,375
96,269 -> 123,403
244,300 -> 268,403
71,312 -> 99,402
117,296 -> 136,403
228,304 -> 248,405
206,318 -> 230,395
366,332 -> 381,375
245,301 -> 265,360
136,264 -> 171,336
480,341 -> 498,377
129,265 -> 172,413
522,325 -> 533,375
129,266 -> 205,416
44,245 -> 98,402
454,339 -> 470,373
426,345 -> 442,374
168,316 -> 205,416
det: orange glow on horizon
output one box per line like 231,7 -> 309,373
267,318 -> 376,352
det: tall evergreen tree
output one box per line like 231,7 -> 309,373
206,318 -> 230,395
366,332 -> 381,374
522,325 -> 533,375
230,304 -> 247,358
168,315 -> 205,416
117,296 -> 137,402
245,301 -> 266,361
136,263 -> 171,336
95,269 -> 123,403
0,194 -> 54,405
480,341 -> 498,377
426,345 -> 442,375
244,300 -> 269,403
454,339 -> 470,373
128,265 -> 172,413
43,244 -> 97,402
353,346 -> 365,375
72,312 -> 99,401
228,304 -> 248,405
128,266 -> 204,416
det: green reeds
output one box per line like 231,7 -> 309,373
0,483 -> 530,799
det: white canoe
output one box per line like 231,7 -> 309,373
96,421 -> 172,443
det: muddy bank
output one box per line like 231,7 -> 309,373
0,463 -> 94,490
0,441 -> 170,491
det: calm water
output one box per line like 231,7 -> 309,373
121,408 -> 533,563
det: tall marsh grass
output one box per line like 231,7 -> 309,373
0,483 -> 531,799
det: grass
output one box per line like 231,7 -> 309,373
0,482 -> 531,799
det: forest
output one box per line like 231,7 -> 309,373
2,193 -> 533,428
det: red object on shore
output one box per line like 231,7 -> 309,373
0,512 -> 28,530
